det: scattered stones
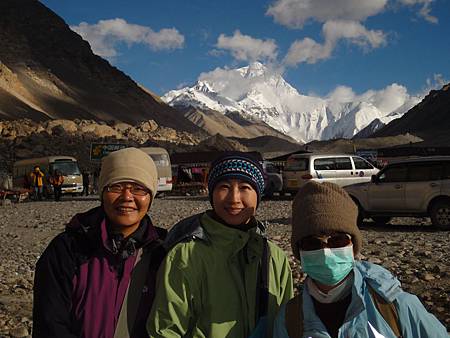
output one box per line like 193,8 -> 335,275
421,273 -> 436,281
8,325 -> 28,337
0,198 -> 448,337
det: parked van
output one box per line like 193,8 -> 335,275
13,156 -> 83,195
282,153 -> 379,194
139,147 -> 173,193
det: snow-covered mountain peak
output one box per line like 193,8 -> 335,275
193,81 -> 214,93
238,61 -> 268,78
162,63 -> 420,142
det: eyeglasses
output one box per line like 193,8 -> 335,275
105,183 -> 150,196
300,233 -> 352,251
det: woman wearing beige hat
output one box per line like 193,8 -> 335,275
33,147 -> 166,338
273,181 -> 448,338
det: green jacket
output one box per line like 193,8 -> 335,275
147,212 -> 293,338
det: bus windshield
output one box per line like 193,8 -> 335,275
149,154 -> 170,167
50,161 -> 81,175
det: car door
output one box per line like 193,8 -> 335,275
333,157 -> 355,186
367,164 -> 407,211
313,158 -> 338,184
404,162 -> 443,212
352,156 -> 378,184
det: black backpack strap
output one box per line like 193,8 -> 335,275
285,294 -> 303,338
256,237 -> 270,319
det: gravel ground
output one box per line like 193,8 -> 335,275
0,196 -> 449,337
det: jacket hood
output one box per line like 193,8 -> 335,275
355,260 -> 402,302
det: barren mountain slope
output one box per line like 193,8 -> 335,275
373,84 -> 450,144
0,0 -> 199,132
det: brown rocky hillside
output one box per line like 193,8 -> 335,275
372,83 -> 450,144
180,106 -> 296,141
0,0 -> 200,133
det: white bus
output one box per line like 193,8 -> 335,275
13,156 -> 83,195
139,147 -> 173,193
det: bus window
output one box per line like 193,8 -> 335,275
50,161 -> 81,175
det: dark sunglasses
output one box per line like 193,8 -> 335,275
300,233 -> 352,251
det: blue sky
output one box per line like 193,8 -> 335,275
40,0 -> 449,97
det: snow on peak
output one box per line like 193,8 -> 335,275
238,62 -> 267,78
162,64 -> 419,142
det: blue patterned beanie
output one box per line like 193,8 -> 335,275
208,152 -> 265,206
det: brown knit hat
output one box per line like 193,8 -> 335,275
99,147 -> 158,200
291,181 -> 362,259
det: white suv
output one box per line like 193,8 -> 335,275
345,156 -> 450,228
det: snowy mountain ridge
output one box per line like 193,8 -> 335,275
163,62 -> 421,142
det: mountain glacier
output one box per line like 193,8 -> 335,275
162,62 -> 420,142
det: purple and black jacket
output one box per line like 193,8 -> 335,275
32,206 -> 166,338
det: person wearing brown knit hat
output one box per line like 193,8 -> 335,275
291,181 -> 362,260
33,147 -> 167,338
273,181 -> 448,338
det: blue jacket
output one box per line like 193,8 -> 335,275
273,260 -> 449,338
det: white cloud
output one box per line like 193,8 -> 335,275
266,0 -> 387,28
70,18 -> 184,58
198,64 -> 284,100
360,83 -> 410,113
398,0 -> 438,23
284,38 -> 330,65
424,73 -> 449,93
326,83 -> 413,114
323,20 -> 386,49
199,66 -> 255,99
326,85 -> 357,103
215,30 -> 278,63
285,20 -> 386,66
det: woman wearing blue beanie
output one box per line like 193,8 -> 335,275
148,151 -> 293,338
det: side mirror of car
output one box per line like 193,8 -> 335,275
371,175 -> 378,184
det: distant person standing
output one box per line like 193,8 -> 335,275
30,166 -> 44,201
82,171 -> 90,196
49,170 -> 64,201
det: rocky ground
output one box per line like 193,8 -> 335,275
0,196 -> 448,337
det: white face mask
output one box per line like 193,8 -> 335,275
306,272 -> 354,304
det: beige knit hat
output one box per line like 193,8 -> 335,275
291,181 -> 362,259
98,147 -> 158,200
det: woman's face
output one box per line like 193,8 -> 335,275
102,181 -> 152,237
212,178 -> 257,226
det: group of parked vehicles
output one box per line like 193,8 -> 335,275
10,147 -> 173,199
266,152 -> 450,228
7,148 -> 450,228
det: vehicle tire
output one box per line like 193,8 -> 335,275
351,197 -> 365,227
357,209 -> 365,227
371,216 -> 392,226
264,183 -> 275,199
430,200 -> 450,229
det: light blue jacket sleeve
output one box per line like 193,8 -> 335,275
273,303 -> 289,338
396,292 -> 449,338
